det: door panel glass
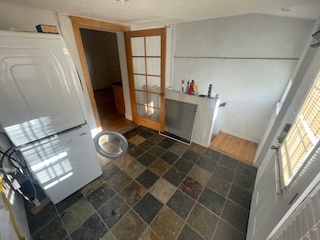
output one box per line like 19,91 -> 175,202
146,36 -> 160,56
147,76 -> 161,93
136,104 -> 148,118
133,57 -> 145,74
134,75 -> 146,91
126,28 -> 165,130
131,37 -> 144,56
135,91 -> 147,105
146,58 -> 161,75
148,93 -> 160,109
148,108 -> 160,122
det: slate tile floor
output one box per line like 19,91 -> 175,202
26,126 -> 257,240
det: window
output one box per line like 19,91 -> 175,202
280,73 -> 320,186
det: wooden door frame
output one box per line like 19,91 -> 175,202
124,28 -> 167,131
70,16 -> 131,128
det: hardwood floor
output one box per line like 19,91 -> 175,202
209,132 -> 258,165
94,87 -> 133,132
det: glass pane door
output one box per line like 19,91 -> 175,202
125,29 -> 166,131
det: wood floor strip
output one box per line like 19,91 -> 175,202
209,132 -> 258,166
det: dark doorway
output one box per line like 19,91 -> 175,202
80,28 -> 132,131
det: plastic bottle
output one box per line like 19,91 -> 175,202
185,81 -> 190,94
207,84 -> 212,98
188,80 -> 194,95
180,79 -> 185,93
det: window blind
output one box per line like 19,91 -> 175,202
280,74 -> 320,186
271,184 -> 320,240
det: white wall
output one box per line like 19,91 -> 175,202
172,14 -> 313,143
247,18 -> 320,240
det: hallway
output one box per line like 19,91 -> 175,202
94,87 -> 132,132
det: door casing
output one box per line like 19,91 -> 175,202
70,16 -> 130,128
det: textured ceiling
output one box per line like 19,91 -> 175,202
1,0 -> 319,27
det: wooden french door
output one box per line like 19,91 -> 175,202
124,28 -> 166,131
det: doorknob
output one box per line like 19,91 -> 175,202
159,93 -> 165,97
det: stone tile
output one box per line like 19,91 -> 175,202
98,155 -> 112,168
81,177 -> 105,197
128,141 -> 135,150
177,224 -> 203,240
196,156 -> 217,172
213,164 -> 236,182
140,131 -> 154,139
132,127 -> 145,135
233,172 -> 255,193
123,159 -> 147,179
219,155 -> 239,170
173,158 -> 194,174
150,206 -> 184,240
203,149 -> 222,162
107,171 -> 132,192
138,228 -> 160,240
27,203 -> 58,234
139,140 -> 156,151
188,165 -> 211,186
213,220 -> 246,240
56,191 -> 83,213
148,158 -> 171,176
137,152 -> 157,167
237,162 -> 257,179
112,210 -> 147,240
119,181 -> 147,206
182,149 -> 201,163
198,187 -> 225,216
71,213 -> 108,240
61,198 -> 95,233
149,145 -> 167,157
187,203 -> 219,240
129,146 -> 145,159
167,190 -> 195,220
98,195 -> 130,228
32,217 -> 67,240
190,142 -> 206,155
136,169 -> 160,189
113,153 -> 135,169
102,163 -> 121,181
160,151 -> 179,165
158,138 -> 176,149
87,183 -> 116,210
179,176 -> 204,200
133,193 -> 163,224
228,185 -> 252,210
101,231 -> 117,240
148,134 -> 165,145
163,168 -> 186,187
221,200 -> 249,234
124,130 -> 137,140
168,142 -> 189,156
149,178 -> 176,203
129,135 -> 146,145
206,174 -> 232,197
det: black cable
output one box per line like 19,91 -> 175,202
0,148 -> 15,169
8,150 -> 22,170
0,168 -> 37,203
0,148 -> 28,173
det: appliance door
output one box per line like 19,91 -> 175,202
0,32 -> 86,146
19,125 -> 102,204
